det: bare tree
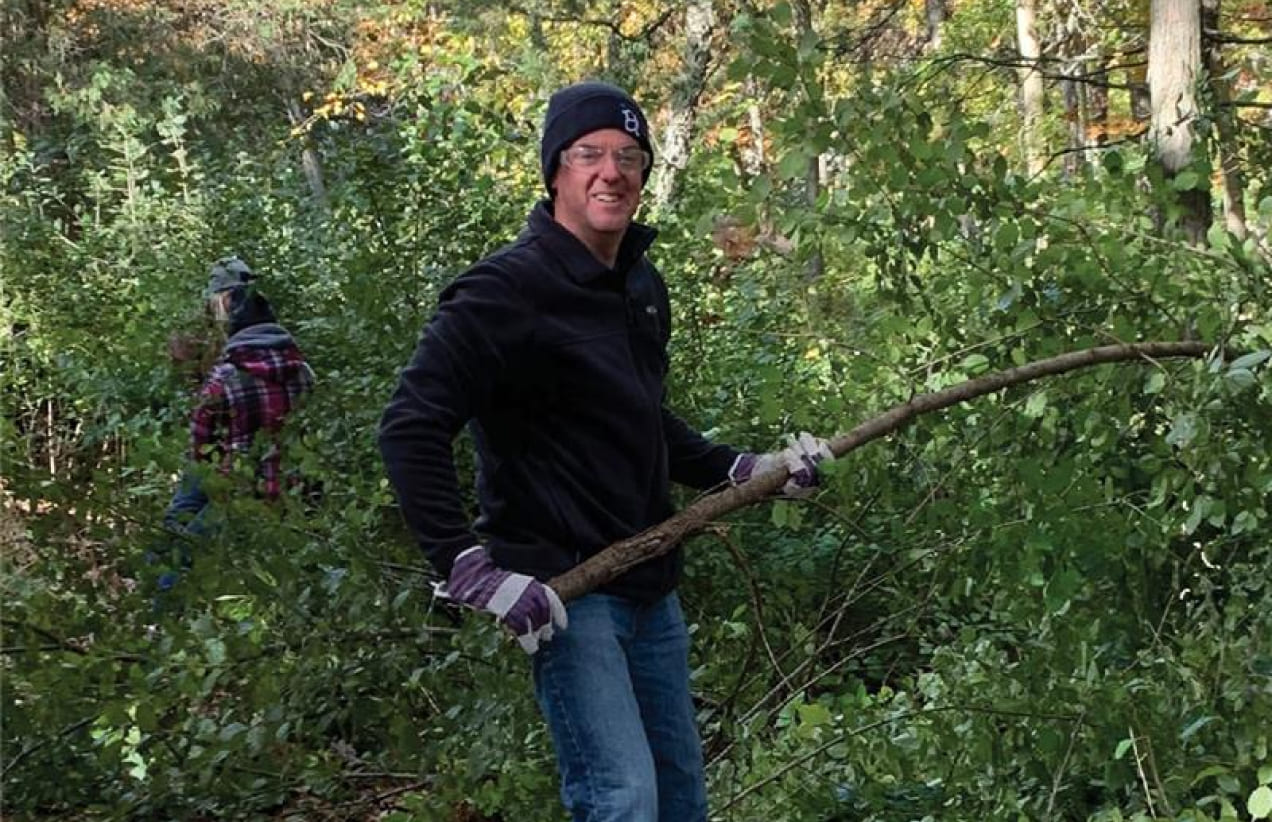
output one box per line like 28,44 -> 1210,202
1015,0 -> 1046,175
1058,11 -> 1089,178
285,97 -> 331,213
1148,0 -> 1210,243
792,0 -> 824,280
1202,0 -> 1248,239
925,0 -> 945,52
740,76 -> 766,180
650,0 -> 716,209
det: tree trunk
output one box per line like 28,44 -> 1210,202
1015,0 -> 1046,175
792,0 -> 824,279
550,341 -> 1212,602
1059,12 -> 1088,178
925,0 -> 945,52
650,0 -> 716,210
740,76 -> 766,180
285,98 -> 331,213
1148,0 -> 1210,244
1201,0 -> 1248,239
1088,64 -> 1109,144
528,11 -> 547,52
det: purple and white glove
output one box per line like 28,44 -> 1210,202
728,432 -> 834,499
438,546 -> 568,654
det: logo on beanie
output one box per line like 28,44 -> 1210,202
621,107 -> 642,138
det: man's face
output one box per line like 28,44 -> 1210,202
550,128 -> 645,254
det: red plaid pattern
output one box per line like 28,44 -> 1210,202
190,343 -> 313,499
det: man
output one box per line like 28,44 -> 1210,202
161,257 -> 313,564
379,82 -> 830,821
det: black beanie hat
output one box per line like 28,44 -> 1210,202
540,81 -> 654,195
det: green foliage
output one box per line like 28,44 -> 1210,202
3,1 -> 1271,819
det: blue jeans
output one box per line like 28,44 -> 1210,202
532,592 -> 707,822
163,469 -> 211,537
152,470 -> 212,592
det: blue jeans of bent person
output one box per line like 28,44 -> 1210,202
152,469 -> 213,593
532,591 -> 708,822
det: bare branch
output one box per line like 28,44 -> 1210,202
504,4 -> 674,42
1204,29 -> 1272,44
549,341 -> 1215,602
930,52 -> 1147,89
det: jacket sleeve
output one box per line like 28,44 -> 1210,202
663,407 -> 741,491
189,366 -> 230,462
644,260 -> 742,490
378,264 -> 531,577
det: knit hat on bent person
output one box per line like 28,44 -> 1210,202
540,81 -> 654,195
203,256 -> 254,299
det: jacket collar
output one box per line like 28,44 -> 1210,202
525,199 -> 657,283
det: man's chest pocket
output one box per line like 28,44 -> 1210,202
627,300 -> 669,378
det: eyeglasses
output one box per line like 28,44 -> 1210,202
560,144 -> 652,174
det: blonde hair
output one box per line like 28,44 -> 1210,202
208,290 -> 234,324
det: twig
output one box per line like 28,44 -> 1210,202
1129,726 -> 1157,817
1046,708 -> 1087,818
722,704 -> 1083,810
711,526 -> 782,672
2,717 -> 94,777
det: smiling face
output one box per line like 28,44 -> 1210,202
549,128 -> 644,267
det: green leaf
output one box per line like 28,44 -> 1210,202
1114,738 -> 1133,759
1166,414 -> 1198,447
961,353 -> 990,375
797,701 -> 832,727
1233,510 -> 1259,535
1231,350 -> 1271,370
205,637 -> 226,666
1144,371 -> 1166,394
1180,715 -> 1214,741
1225,368 -> 1257,391
1259,765 -> 1272,786
778,150 -> 809,179
1193,764 -> 1232,785
726,56 -> 753,82
1024,390 -> 1047,419
1249,785 -> 1272,819
1172,170 -> 1200,191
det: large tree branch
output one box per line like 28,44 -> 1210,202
549,341 -> 1213,601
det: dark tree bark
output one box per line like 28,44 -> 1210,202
550,341 -> 1212,602
1202,0 -> 1249,239
1059,13 -> 1089,178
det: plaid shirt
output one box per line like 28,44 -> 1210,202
190,325 -> 314,499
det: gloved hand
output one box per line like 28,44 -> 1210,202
728,432 -> 834,498
439,546 -> 568,654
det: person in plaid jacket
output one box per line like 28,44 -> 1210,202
163,257 -> 314,539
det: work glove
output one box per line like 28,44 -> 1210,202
728,432 -> 834,499
438,546 -> 568,654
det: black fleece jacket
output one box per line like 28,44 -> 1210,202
379,200 -> 739,602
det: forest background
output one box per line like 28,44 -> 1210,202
2,0 -> 1271,819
